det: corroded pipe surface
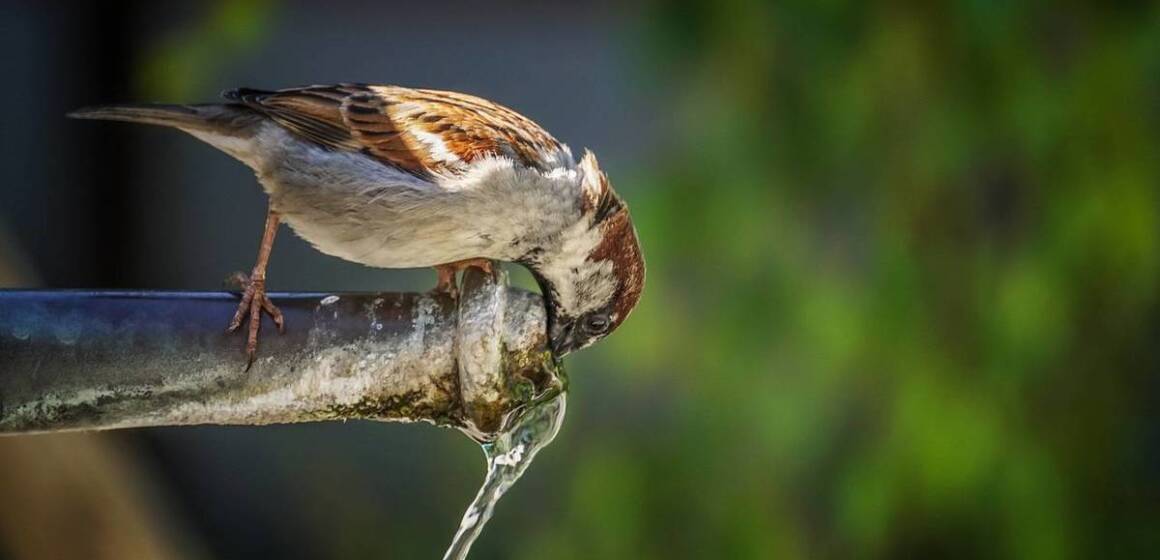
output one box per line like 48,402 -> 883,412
0,270 -> 559,438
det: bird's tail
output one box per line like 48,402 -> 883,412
67,103 -> 260,135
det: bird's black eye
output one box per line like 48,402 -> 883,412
584,313 -> 611,334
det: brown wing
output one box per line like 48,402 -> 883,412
223,84 -> 567,177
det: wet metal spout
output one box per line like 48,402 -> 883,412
0,269 -> 560,438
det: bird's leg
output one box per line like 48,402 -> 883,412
432,258 -> 496,300
228,206 -> 284,368
434,264 -> 460,300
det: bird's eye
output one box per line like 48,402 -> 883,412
584,314 -> 611,334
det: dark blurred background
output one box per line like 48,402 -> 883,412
1,0 -> 1158,558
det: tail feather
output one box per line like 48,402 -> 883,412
67,103 -> 260,135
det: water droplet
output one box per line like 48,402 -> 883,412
11,325 -> 30,340
54,322 -> 82,345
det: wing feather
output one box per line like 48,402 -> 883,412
222,84 -> 567,177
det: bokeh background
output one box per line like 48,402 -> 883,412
2,0 -> 1158,558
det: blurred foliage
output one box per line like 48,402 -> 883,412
528,1 -> 1160,559
100,0 -> 1160,557
138,0 -> 275,99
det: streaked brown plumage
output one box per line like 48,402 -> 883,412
224,85 -> 567,176
71,83 -> 645,364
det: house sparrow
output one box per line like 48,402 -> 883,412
70,84 -> 644,365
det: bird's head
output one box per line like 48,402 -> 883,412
530,151 -> 645,356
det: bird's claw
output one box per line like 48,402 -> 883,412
433,259 -> 496,302
227,272 -> 284,369
433,270 -> 460,301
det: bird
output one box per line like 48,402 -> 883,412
69,84 -> 645,366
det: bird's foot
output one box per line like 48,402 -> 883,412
461,258 -> 496,277
227,271 -> 284,369
432,259 -> 496,301
433,265 -> 460,300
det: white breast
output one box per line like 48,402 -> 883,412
236,124 -> 583,269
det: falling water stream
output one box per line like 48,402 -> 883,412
442,390 -> 568,560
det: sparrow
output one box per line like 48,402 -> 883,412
69,84 -> 645,365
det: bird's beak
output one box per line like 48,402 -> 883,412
548,319 -> 578,357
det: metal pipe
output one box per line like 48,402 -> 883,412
0,269 -> 561,438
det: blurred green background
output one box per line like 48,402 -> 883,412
1,0 -> 1158,558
